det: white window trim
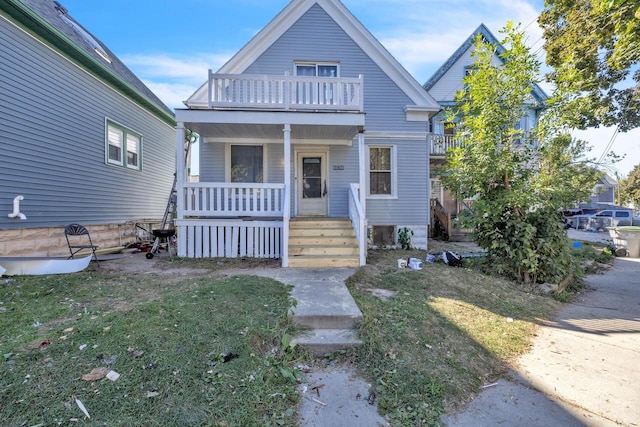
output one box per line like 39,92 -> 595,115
293,61 -> 341,77
105,118 -> 142,171
224,143 -> 268,183
366,144 -> 397,199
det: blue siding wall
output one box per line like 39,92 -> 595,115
365,139 -> 429,224
0,17 -> 175,229
244,4 -> 426,134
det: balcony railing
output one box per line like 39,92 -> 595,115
183,183 -> 285,217
207,71 -> 364,111
429,134 -> 459,156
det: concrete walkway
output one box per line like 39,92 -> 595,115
222,267 -> 386,426
443,257 -> 640,426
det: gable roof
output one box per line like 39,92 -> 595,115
598,174 -> 619,187
423,24 -> 548,105
188,0 -> 439,110
1,0 -> 175,125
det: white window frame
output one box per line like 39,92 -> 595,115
225,144 -> 268,183
366,144 -> 397,199
105,119 -> 142,171
294,61 -> 340,77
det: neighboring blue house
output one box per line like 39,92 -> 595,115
0,0 -> 175,256
174,0 -> 441,267
423,24 -> 548,240
590,174 -> 619,206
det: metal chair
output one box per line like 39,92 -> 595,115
65,224 -> 99,265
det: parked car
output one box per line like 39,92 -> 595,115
569,209 -> 635,230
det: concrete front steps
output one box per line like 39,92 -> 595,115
286,268 -> 364,355
288,218 -> 359,268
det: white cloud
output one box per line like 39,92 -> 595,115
122,53 -> 231,82
122,53 -> 234,110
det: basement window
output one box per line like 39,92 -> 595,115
371,226 -> 395,247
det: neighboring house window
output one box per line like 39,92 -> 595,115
367,145 -> 397,197
228,145 -> 265,183
106,120 -> 142,170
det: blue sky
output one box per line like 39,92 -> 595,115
58,0 -> 638,178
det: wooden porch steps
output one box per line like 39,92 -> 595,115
288,219 -> 359,268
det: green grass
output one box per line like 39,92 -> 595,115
345,249 -> 560,426
0,270 -> 302,427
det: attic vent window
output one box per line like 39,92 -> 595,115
59,11 -> 112,64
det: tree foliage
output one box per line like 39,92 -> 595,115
618,164 -> 640,208
539,0 -> 640,131
443,23 -> 601,284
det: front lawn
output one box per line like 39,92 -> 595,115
0,268 -> 301,427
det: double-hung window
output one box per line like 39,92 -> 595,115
367,145 -> 397,198
228,145 -> 265,183
106,120 -> 141,170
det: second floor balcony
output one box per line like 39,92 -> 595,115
201,71 -> 364,112
429,134 -> 458,156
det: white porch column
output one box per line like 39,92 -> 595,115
358,128 -> 367,266
358,129 -> 366,213
175,122 -> 186,257
282,124 -> 292,267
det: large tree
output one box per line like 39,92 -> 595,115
539,0 -> 640,131
444,23 -> 600,284
618,164 -> 640,208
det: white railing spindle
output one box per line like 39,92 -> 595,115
206,73 -> 363,111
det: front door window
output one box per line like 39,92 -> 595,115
302,157 -> 322,199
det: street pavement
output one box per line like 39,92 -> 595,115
443,257 -> 640,426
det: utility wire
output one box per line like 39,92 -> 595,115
596,125 -> 620,165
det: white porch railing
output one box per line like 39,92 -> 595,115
429,134 -> 458,155
207,72 -> 364,111
348,183 -> 367,266
183,183 -> 285,217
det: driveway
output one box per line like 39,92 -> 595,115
443,257 -> 640,426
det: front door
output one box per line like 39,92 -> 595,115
297,152 -> 328,216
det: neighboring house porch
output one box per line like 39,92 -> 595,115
175,72 -> 368,267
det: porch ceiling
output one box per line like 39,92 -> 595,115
177,109 -> 365,143
191,123 -> 361,142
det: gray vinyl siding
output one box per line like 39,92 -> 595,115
366,139 -> 429,225
244,4 -> 426,134
199,143 -> 284,183
327,144 -> 358,217
0,17 -> 174,230
199,143 -> 226,182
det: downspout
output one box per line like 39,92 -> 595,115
7,195 -> 27,220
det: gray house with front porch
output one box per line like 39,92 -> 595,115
174,0 -> 440,267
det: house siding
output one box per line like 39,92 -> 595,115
366,138 -> 429,225
0,16 -> 175,230
428,46 -> 504,103
243,4 -> 426,134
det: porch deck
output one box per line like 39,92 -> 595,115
175,182 -> 367,267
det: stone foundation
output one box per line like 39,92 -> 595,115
0,220 -> 160,257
